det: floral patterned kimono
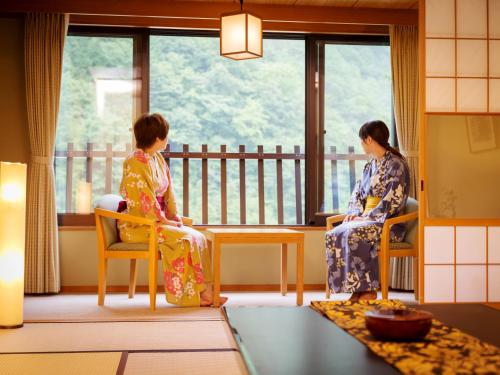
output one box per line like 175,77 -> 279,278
118,149 -> 212,306
325,151 -> 410,294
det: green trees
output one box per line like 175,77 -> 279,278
56,34 -> 391,223
149,36 -> 305,224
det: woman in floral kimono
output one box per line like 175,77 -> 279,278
118,113 -> 227,307
325,120 -> 410,301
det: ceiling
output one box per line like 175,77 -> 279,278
187,0 -> 419,9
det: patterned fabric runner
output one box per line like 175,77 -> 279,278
310,300 -> 500,374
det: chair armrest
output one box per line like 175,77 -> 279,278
181,216 -> 193,227
326,214 -> 346,231
380,211 -> 418,250
383,211 -> 418,228
94,208 -> 155,227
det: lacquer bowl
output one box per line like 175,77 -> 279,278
364,308 -> 433,341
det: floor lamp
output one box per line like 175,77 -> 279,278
0,161 -> 27,329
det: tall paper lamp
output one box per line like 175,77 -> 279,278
0,162 -> 27,329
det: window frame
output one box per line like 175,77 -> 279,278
304,35 -> 393,226
58,27 -> 393,227
58,26 -> 149,226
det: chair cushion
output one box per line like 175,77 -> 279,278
95,194 -> 123,248
108,242 -> 149,251
403,197 -> 419,245
389,241 -> 414,250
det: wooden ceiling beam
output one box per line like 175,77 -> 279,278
1,0 -> 417,25
69,14 -> 389,34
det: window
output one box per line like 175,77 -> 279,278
150,34 -> 305,224
323,42 -> 392,213
56,33 -> 136,213
55,29 -> 395,227
305,36 -> 394,225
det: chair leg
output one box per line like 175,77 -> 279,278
98,257 -> 107,306
380,252 -> 389,300
413,256 -> 419,301
128,259 -> 138,299
149,255 -> 157,311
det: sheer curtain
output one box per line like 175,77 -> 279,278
24,13 -> 68,293
389,24 -> 419,290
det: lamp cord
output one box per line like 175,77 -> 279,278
240,0 -> 243,11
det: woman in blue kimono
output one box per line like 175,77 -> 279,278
325,120 -> 410,301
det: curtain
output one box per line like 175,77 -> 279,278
389,24 -> 419,291
24,13 -> 68,293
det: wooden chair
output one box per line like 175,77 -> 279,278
95,194 -> 193,311
325,197 -> 419,300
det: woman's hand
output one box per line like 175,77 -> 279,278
343,214 -> 367,223
343,214 -> 357,223
161,218 -> 183,227
352,216 -> 367,222
168,219 -> 183,227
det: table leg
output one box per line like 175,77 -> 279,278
281,243 -> 288,296
213,239 -> 221,307
296,238 -> 304,306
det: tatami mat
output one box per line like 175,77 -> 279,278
23,292 -> 416,322
124,351 -> 247,375
24,294 -> 223,322
0,352 -> 121,375
0,321 -> 237,354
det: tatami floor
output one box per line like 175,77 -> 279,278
0,291 -> 416,375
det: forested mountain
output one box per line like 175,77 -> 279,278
56,35 -> 391,224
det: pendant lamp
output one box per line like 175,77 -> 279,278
220,0 -> 263,60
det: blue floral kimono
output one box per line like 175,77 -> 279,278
325,151 -> 410,293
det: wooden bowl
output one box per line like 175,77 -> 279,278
364,308 -> 433,341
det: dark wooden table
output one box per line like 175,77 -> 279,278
224,304 -> 500,375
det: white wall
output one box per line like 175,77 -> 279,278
427,115 -> 500,218
60,229 -> 328,287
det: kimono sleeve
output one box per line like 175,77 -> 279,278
346,180 -> 364,216
121,157 -> 167,223
366,158 -> 408,223
163,163 -> 180,220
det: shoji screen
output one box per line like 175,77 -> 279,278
422,0 -> 500,303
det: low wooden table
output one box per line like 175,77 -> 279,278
205,228 -> 305,307
225,305 -> 500,375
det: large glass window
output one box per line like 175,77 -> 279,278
54,29 -> 395,226
321,42 -> 392,214
150,35 -> 305,225
55,35 -> 135,213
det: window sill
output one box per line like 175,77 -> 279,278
57,216 -> 326,232
58,213 -> 95,227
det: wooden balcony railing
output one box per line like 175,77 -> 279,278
55,143 -> 369,225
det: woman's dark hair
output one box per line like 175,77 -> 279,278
133,113 -> 169,150
359,120 -> 404,159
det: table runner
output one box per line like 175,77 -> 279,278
310,300 -> 500,374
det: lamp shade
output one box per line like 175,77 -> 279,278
220,11 -> 263,60
76,181 -> 92,214
0,162 -> 27,329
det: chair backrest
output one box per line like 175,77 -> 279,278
404,197 -> 419,245
95,194 -> 123,248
